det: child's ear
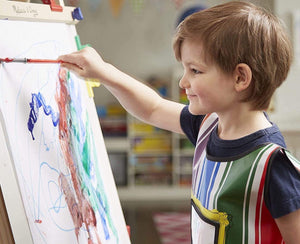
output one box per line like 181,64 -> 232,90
233,63 -> 252,92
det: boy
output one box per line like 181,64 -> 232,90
59,1 -> 300,243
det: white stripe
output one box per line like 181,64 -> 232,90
193,152 -> 206,195
196,125 -> 215,147
195,113 -> 218,147
208,163 -> 226,210
214,161 -> 233,209
247,145 -> 278,244
193,113 -> 218,192
242,145 -> 273,244
285,151 -> 300,171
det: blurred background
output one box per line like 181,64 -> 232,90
70,0 -> 300,243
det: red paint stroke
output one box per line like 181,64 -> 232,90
56,68 -> 101,243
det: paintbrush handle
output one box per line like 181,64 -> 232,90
0,58 -> 63,63
27,59 -> 63,63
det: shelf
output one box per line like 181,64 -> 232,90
128,124 -> 169,136
130,151 -> 172,156
173,149 -> 194,157
175,167 -> 192,175
104,137 -> 129,152
117,186 -> 190,202
96,69 -> 194,199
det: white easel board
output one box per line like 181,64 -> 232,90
0,2 -> 130,244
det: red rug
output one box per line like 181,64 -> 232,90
153,212 -> 191,244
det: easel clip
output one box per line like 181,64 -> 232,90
72,7 -> 83,20
41,0 -> 63,12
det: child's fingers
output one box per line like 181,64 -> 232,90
58,47 -> 102,79
60,61 -> 85,77
58,53 -> 81,66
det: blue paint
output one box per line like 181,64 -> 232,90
28,92 -> 59,140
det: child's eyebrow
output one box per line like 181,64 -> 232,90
183,60 -> 208,69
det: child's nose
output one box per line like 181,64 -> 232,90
179,74 -> 190,89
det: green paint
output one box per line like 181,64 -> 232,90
75,35 -> 91,51
82,128 -> 91,176
85,112 -> 120,242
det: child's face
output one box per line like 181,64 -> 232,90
179,39 -> 237,115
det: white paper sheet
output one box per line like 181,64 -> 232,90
0,19 -> 130,244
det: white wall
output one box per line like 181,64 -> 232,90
76,0 -> 220,105
76,0 -> 181,105
270,0 -> 300,130
76,1 -> 177,80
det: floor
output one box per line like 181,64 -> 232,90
121,200 -> 190,244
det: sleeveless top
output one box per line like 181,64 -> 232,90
191,113 -> 300,244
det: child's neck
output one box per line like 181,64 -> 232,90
217,109 -> 272,140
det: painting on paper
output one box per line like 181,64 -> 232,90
0,20 -> 130,244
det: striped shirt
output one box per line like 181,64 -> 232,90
180,109 -> 300,244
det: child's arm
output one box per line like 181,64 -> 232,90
275,208 -> 300,244
59,47 -> 185,134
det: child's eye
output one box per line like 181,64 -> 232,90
191,68 -> 202,74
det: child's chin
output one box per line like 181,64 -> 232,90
188,105 -> 201,115
188,103 -> 209,115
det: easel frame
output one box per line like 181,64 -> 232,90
0,113 -> 33,243
0,0 -> 80,24
0,185 -> 16,244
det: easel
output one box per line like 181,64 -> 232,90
0,186 -> 14,244
0,103 -> 32,243
0,0 -> 82,24
0,1 -> 83,243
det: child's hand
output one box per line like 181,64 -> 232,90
58,47 -> 108,80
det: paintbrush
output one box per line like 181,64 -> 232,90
0,58 -> 63,63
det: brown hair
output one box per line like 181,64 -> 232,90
173,1 -> 293,110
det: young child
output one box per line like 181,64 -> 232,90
59,1 -> 300,243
